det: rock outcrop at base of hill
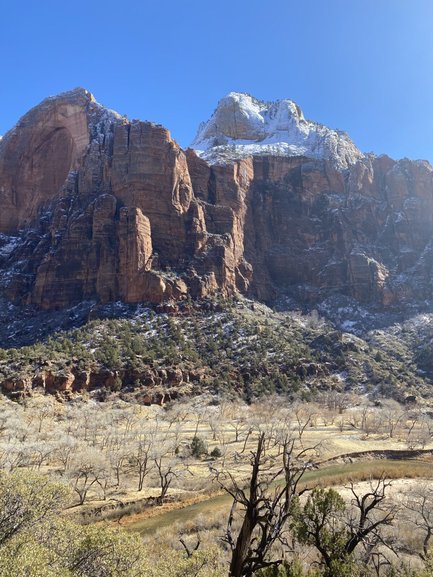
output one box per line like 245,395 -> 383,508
1,88 -> 433,310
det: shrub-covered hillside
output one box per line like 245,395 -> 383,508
0,297 -> 431,402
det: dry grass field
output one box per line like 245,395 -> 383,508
1,392 -> 433,576
1,392 -> 432,520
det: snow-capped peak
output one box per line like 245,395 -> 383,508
191,92 -> 363,169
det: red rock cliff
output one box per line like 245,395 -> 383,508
1,89 -> 433,310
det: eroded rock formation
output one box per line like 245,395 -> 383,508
1,88 -> 433,310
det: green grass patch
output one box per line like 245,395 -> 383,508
127,458 -> 433,536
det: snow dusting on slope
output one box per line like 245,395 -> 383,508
0,234 -> 20,258
191,92 -> 363,169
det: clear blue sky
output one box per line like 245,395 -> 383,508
1,0 -> 433,161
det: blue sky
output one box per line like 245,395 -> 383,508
1,0 -> 433,161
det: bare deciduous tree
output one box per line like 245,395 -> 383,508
293,476 -> 398,576
153,453 -> 184,504
128,436 -> 154,492
404,484 -> 433,561
214,430 -> 320,577
67,447 -> 110,505
381,400 -> 405,439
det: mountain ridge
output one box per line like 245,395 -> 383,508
1,88 -> 433,316
1,89 -> 433,400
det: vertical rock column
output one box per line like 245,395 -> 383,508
118,206 -> 154,302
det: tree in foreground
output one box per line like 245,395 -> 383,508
0,469 -> 68,546
0,469 -> 149,577
214,428 -> 320,577
291,478 -> 397,577
404,484 -> 433,562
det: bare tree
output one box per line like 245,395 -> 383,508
227,403 -> 250,444
67,447 -> 110,505
321,391 -> 354,415
345,477 -> 397,558
381,400 -> 405,439
107,437 -> 128,488
23,397 -> 58,433
128,436 -> 154,492
206,407 -> 222,441
153,450 -> 184,504
293,477 -> 398,576
352,405 -> 382,437
214,430 -> 320,577
53,434 -> 78,474
0,438 -> 36,471
406,422 -> 431,450
404,484 -> 433,561
27,438 -> 56,469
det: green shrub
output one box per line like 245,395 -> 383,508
190,435 -> 207,458
210,447 -> 222,458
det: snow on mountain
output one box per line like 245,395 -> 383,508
191,92 -> 363,169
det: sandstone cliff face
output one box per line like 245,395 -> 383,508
185,150 -> 433,306
0,89 -> 94,233
1,88 -> 433,310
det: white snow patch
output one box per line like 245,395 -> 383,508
192,92 -> 363,170
341,320 -> 357,331
0,235 -> 20,258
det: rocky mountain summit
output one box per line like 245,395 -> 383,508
1,88 -> 433,314
192,92 -> 363,169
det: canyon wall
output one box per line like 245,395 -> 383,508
1,89 -> 433,310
